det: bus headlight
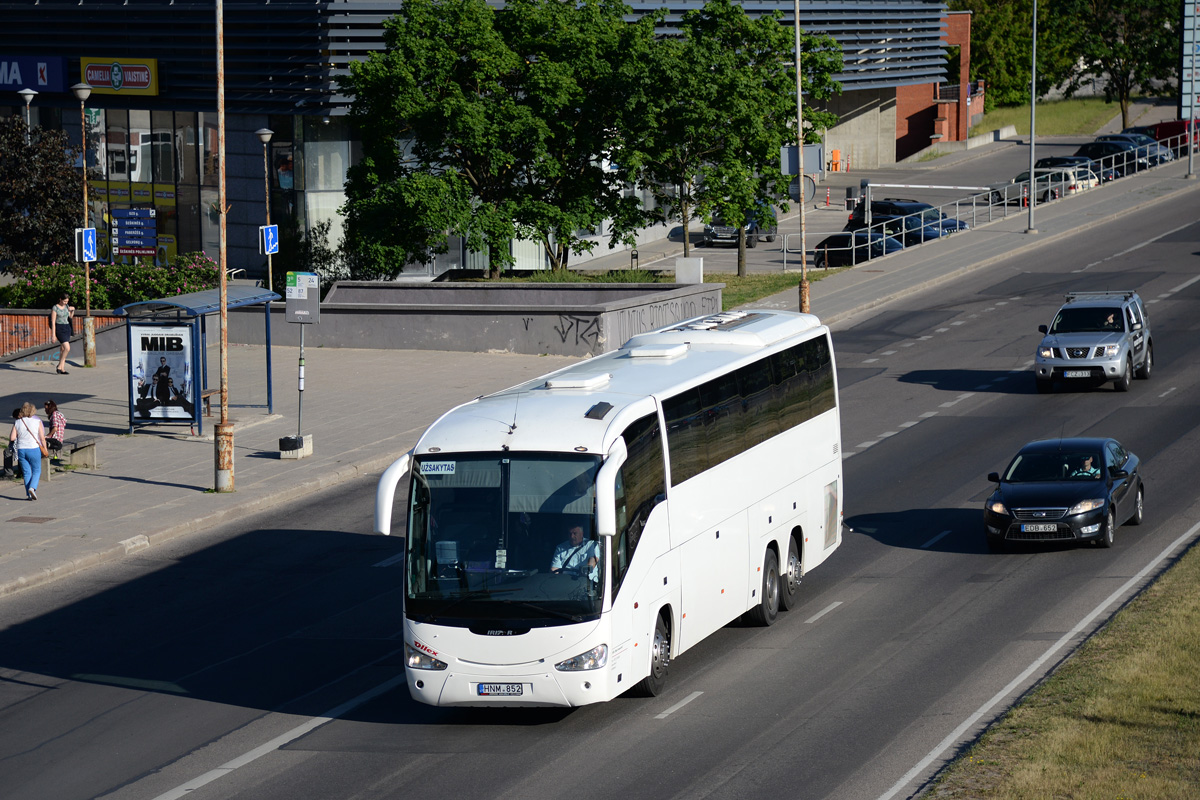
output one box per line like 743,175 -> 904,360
555,644 -> 608,671
405,643 -> 448,671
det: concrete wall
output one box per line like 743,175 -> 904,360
822,88 -> 897,170
228,282 -> 724,357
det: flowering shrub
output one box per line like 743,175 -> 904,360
0,252 -> 219,310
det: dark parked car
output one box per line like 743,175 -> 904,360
984,437 -> 1144,552
700,206 -> 778,248
844,198 -> 968,246
1035,155 -> 1119,183
1073,141 -> 1149,175
1096,133 -> 1174,165
812,231 -> 904,268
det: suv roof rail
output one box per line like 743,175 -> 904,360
881,197 -> 920,203
1064,290 -> 1136,302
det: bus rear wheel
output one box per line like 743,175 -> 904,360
779,535 -> 801,611
631,611 -> 671,697
745,550 -> 780,626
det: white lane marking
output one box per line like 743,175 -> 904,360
995,301 -> 1008,306
939,392 -> 976,408
903,342 -> 916,347
1147,298 -> 1162,304
373,552 -> 405,568
1170,273 -> 1200,294
878,431 -> 898,439
805,601 -> 843,624
153,669 -> 409,800
936,328 -> 950,333
918,335 -> 933,341
900,421 -> 920,429
920,530 -> 952,549
1083,221 -> 1195,271
863,358 -> 880,363
876,519 -> 1200,800
973,384 -> 991,391
856,441 -> 878,450
882,350 -> 897,356
951,321 -> 966,326
655,690 -> 704,720
1159,387 -> 1177,398
920,411 -> 939,418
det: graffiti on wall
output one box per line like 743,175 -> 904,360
606,293 -> 721,348
554,314 -> 603,349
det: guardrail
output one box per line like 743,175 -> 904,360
781,137 -> 1188,271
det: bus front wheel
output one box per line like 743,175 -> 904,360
745,549 -> 780,626
631,611 -> 671,697
779,535 -> 801,611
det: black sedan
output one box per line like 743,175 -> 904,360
813,231 -> 904,268
984,437 -> 1143,551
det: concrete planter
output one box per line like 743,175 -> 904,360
230,281 -> 724,357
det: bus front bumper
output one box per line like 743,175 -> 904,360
406,666 -> 609,707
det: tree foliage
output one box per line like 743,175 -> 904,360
0,115 -> 87,270
341,0 -> 656,278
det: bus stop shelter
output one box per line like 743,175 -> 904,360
114,286 -> 281,435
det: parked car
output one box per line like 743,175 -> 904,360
1096,133 -> 1174,165
700,206 -> 778,248
984,437 -> 1143,551
990,167 -> 1099,205
1073,141 -> 1149,175
844,198 -> 968,246
812,230 -> 904,268
1033,289 -> 1153,393
1035,155 -> 1119,183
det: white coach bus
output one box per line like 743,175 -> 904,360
375,309 -> 843,707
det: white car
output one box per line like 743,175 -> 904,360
990,167 -> 1099,205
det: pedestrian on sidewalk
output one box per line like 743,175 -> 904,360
9,402 -> 49,500
50,293 -> 75,375
43,400 -> 66,457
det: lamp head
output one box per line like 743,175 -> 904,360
18,87 -> 38,107
71,83 -> 92,103
255,127 -> 274,144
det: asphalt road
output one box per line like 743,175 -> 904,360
2,178 -> 1199,800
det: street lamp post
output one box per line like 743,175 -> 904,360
794,0 -> 810,313
1025,0 -> 1039,235
17,88 -> 37,144
214,0 -> 235,492
71,82 -> 96,367
255,128 -> 274,293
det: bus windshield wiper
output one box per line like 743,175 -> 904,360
494,599 -> 584,623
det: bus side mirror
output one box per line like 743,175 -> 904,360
374,451 -> 413,535
595,438 -> 628,538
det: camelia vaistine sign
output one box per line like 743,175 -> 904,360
81,57 -> 158,95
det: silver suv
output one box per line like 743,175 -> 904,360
1034,290 -> 1153,393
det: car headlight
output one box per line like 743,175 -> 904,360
405,642 -> 448,671
1102,344 -> 1120,357
1068,499 -> 1106,515
1038,346 -> 1053,359
555,644 -> 608,672
987,500 -> 1008,515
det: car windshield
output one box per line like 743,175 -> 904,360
1004,452 -> 1104,482
1049,306 -> 1124,334
405,452 -> 604,624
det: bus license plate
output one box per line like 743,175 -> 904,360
1022,523 -> 1057,533
1064,370 -> 1091,378
477,683 -> 523,696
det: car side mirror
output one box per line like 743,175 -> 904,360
1109,467 -> 1129,479
1038,325 -> 1048,334
987,472 -> 1000,483
1132,322 -> 1142,331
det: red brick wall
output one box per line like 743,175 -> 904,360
897,84 -> 937,161
1,311 -> 123,360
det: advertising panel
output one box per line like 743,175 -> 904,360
129,323 -> 195,420
80,57 -> 159,96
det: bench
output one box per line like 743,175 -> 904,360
59,435 -> 100,469
201,388 -> 219,416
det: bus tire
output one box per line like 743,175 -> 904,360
745,549 -> 780,626
630,611 -> 671,697
779,535 -> 802,611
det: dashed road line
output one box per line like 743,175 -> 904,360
920,530 -> 953,549
655,691 -> 704,720
805,601 -> 843,624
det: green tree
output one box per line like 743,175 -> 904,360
0,116 -> 86,270
340,0 -> 656,279
633,0 -> 840,269
1046,0 -> 1179,129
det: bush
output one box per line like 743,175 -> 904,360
0,252 -> 219,310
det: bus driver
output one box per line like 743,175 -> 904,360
551,524 -> 599,579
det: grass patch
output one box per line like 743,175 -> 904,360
970,97 -> 1124,137
926,541 -> 1200,799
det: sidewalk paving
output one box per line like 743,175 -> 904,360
3,141 -> 1198,599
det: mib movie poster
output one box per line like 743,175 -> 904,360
130,324 -> 195,420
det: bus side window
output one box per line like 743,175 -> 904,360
613,412 -> 666,597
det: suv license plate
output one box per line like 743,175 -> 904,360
477,683 -> 523,696
1064,370 -> 1091,378
1022,523 -> 1057,533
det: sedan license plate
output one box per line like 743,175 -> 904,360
1022,523 -> 1057,533
1064,370 -> 1091,378
477,683 -> 523,697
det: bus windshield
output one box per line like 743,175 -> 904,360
406,452 -> 604,626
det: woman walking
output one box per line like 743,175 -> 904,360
50,293 -> 75,374
10,402 -> 49,500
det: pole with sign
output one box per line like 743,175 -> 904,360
280,271 -> 319,459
